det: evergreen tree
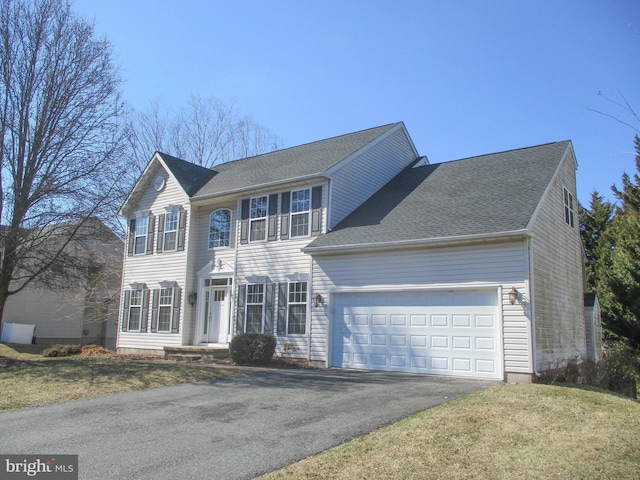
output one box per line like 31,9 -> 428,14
580,191 -> 614,291
606,135 -> 640,350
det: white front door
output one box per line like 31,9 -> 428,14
202,287 -> 229,344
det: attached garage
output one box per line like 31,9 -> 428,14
331,289 -> 502,379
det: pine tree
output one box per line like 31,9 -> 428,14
580,191 -> 614,290
606,135 -> 640,350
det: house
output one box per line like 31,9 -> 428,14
2,218 -> 123,349
117,122 -> 599,381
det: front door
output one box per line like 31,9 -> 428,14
202,287 -> 229,344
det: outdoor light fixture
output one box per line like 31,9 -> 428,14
314,292 -> 323,307
508,287 -> 518,305
188,291 -> 197,306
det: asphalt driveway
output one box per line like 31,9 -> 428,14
0,368 -> 499,479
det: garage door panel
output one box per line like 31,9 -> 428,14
332,291 -> 501,379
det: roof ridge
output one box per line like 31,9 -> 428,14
442,140 -> 571,165
215,122 -> 401,167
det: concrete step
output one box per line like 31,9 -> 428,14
163,346 -> 230,363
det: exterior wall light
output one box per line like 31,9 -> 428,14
314,292 -> 323,307
188,291 -> 197,306
508,287 -> 518,305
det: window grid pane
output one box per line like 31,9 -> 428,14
158,288 -> 173,332
250,197 -> 268,242
128,290 -> 143,331
290,189 -> 310,238
246,284 -> 264,333
164,211 -> 178,250
209,210 -> 231,248
287,282 -> 307,335
134,217 -> 147,254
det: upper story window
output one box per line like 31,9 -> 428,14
134,215 -> 149,255
563,186 -> 575,228
290,189 -> 310,237
250,196 -> 268,242
163,210 -> 179,251
209,209 -> 231,249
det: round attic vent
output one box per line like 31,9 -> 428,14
154,175 -> 165,192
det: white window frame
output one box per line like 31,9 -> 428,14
157,287 -> 174,333
163,209 -> 179,251
287,281 -> 307,335
249,196 -> 268,242
209,209 -> 231,249
134,215 -> 148,255
128,289 -> 144,331
563,186 -> 575,228
290,188 -> 311,238
245,283 -> 265,333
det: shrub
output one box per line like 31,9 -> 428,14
41,344 -> 82,357
79,345 -> 114,356
229,333 -> 277,365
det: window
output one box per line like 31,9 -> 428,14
290,189 -> 310,237
245,284 -> 264,333
250,196 -> 268,241
157,288 -> 174,332
134,216 -> 148,254
163,210 -> 178,251
128,290 -> 143,331
287,282 -> 307,335
563,187 -> 575,227
209,209 -> 231,248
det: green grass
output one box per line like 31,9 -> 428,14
0,343 -> 237,411
260,383 -> 640,480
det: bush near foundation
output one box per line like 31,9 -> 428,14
41,344 -> 82,357
229,333 -> 277,365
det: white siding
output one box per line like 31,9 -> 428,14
329,127 -> 417,229
118,164 -> 190,351
528,148 -> 586,371
309,241 -> 532,375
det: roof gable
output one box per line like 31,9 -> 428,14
157,152 -> 217,196
306,141 -> 572,250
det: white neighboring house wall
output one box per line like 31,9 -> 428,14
527,145 -> 587,371
308,240 -> 532,376
117,163 -> 190,353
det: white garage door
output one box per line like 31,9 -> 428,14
331,290 -> 501,379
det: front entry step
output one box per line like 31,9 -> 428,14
164,346 -> 230,363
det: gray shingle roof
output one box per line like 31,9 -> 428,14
157,152 -> 217,197
192,123 -> 401,199
306,141 -> 571,250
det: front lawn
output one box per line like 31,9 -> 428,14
0,343 -> 237,411
260,383 -> 640,480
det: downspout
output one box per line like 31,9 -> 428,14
307,254 -> 313,363
231,204 -> 241,341
528,236 -> 541,378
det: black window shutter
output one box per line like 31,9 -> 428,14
121,290 -> 131,331
265,283 -> 274,333
236,284 -> 246,334
240,200 -> 250,245
267,194 -> 278,242
171,287 -> 181,333
280,192 -> 290,240
127,219 -> 136,256
157,214 -> 165,253
140,289 -> 149,332
146,216 -> 155,255
151,289 -> 159,332
277,282 -> 287,336
311,186 -> 322,236
177,210 -> 186,251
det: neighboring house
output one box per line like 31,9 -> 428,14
117,122 -> 600,381
3,219 -> 123,349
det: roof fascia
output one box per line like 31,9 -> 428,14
525,141 -> 574,230
323,123 -> 417,178
302,229 -> 531,256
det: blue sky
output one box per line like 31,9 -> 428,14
73,0 -> 639,206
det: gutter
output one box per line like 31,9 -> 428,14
302,229 -> 531,255
190,173 -> 330,204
